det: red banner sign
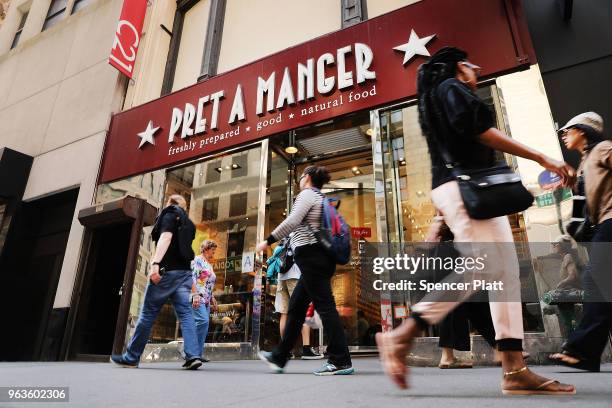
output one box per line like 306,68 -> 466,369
108,0 -> 148,78
351,227 -> 372,238
99,0 -> 534,183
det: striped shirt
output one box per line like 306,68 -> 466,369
268,188 -> 323,250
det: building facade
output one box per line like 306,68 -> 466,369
1,0 -> 609,363
89,0 -> 595,363
522,0 -> 612,169
0,0 -> 126,360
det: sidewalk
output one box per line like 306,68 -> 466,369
1,358 -> 611,407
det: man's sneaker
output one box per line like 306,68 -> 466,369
258,351 -> 285,373
201,357 -> 210,363
313,362 -> 354,376
110,354 -> 138,368
182,358 -> 203,370
302,347 -> 324,360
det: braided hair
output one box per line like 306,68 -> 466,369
417,47 -> 468,143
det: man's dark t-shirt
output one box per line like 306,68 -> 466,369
426,78 -> 497,189
157,209 -> 192,271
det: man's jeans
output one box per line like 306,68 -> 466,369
193,303 -> 210,358
123,270 -> 200,363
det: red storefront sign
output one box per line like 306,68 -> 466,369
99,0 -> 534,184
108,0 -> 148,78
351,227 -> 372,238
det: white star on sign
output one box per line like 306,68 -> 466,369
289,113 -> 295,119
137,120 -> 160,149
246,126 -> 251,132
393,29 -> 436,65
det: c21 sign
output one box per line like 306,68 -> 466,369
108,0 -> 148,78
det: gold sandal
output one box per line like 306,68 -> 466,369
501,367 -> 576,396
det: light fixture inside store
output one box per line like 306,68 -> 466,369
366,128 -> 374,137
215,163 -> 242,173
285,130 -> 298,154
351,166 -> 361,176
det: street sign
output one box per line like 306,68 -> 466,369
538,170 -> 563,190
535,188 -> 572,207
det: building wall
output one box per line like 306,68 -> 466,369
0,0 -> 126,309
366,0 -> 422,18
522,0 -> 612,168
216,0 -> 341,75
123,0 -> 175,108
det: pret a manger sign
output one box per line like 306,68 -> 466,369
100,0 -> 533,183
164,43 -> 375,148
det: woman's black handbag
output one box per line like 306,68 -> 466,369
450,163 -> 534,220
435,138 -> 534,219
277,237 -> 294,274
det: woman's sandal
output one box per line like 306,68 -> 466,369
549,351 -> 600,372
438,358 -> 473,369
501,367 -> 576,396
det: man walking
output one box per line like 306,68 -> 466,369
111,195 -> 202,370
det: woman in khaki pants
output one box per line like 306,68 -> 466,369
376,47 -> 576,395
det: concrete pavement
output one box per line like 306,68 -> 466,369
1,358 -> 611,407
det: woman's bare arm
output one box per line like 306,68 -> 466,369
478,128 -> 575,186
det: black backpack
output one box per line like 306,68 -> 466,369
151,205 -> 196,262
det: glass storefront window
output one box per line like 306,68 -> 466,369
150,145 -> 264,346
262,112 -> 383,349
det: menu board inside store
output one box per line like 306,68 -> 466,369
99,0 -> 534,184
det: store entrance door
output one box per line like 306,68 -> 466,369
296,153 -> 381,348
64,196 -> 157,361
265,112 -> 382,350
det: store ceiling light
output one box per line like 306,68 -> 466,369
215,163 -> 241,173
366,128 -> 374,137
285,146 -> 298,154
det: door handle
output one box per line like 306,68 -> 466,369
118,284 -> 125,296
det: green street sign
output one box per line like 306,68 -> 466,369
535,188 -> 572,208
